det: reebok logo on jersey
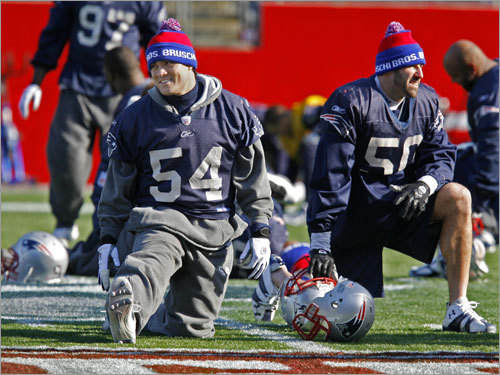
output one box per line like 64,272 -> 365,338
181,130 -> 194,138
331,105 -> 346,114
106,132 -> 117,157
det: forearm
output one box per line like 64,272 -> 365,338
233,140 -> 273,226
97,159 -> 137,242
31,66 -> 49,86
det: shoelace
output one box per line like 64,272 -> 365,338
460,300 -> 482,321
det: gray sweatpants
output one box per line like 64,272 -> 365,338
111,227 -> 233,338
47,89 -> 120,227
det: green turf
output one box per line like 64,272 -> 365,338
1,185 -> 498,352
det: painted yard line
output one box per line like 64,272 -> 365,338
2,201 -> 94,214
3,347 -> 498,359
2,318 -> 105,327
2,348 -> 498,375
217,316 -> 333,353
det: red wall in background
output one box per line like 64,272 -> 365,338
2,1 -> 498,183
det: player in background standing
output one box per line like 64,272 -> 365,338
298,95 -> 327,199
96,19 -> 273,343
18,2 -> 166,246
306,21 -> 495,334
411,40 -> 499,278
67,46 -> 152,276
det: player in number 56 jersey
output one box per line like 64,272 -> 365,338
306,21 -> 495,334
96,19 -> 273,344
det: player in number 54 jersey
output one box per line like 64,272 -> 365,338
96,19 -> 274,344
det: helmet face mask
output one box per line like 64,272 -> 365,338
2,232 -> 69,284
293,303 -> 331,341
279,268 -> 337,329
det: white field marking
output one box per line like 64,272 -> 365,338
2,358 -> 154,375
217,316 -> 332,353
2,283 -> 103,293
3,347 -> 498,357
2,357 -> 289,374
2,316 -> 105,324
384,283 -> 415,291
1,201 -> 94,214
424,324 -> 442,330
3,352 -> 497,375
223,298 -> 252,302
324,360 -> 497,375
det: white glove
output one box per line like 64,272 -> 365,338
97,244 -> 120,291
238,237 -> 271,279
18,84 -> 42,119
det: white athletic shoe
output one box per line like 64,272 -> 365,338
479,229 -> 497,254
53,225 -> 80,247
409,247 -> 447,278
442,297 -> 496,333
470,237 -> 489,279
107,276 -> 139,344
252,254 -> 286,321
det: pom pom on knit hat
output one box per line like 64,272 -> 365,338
375,21 -> 425,76
145,18 -> 197,71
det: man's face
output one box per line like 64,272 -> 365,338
444,61 -> 475,92
150,60 -> 195,96
392,64 -> 424,99
103,65 -> 116,93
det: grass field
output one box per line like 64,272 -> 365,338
1,184 -> 499,374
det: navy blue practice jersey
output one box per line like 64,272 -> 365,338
466,62 -> 499,208
307,75 -> 456,233
107,84 -> 264,220
32,1 -> 165,97
92,80 -> 152,210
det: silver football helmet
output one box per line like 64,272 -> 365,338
1,231 -> 69,283
279,268 -> 337,328
293,277 -> 375,342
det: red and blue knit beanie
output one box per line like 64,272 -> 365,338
375,21 -> 425,76
145,18 -> 197,71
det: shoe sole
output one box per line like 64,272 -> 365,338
107,278 -> 136,344
443,324 -> 497,334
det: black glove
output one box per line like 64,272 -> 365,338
308,248 -> 338,280
390,181 -> 430,221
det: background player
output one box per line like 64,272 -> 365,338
411,40 -> 499,279
306,21 -> 495,334
67,46 -> 152,276
96,19 -> 273,344
18,1 -> 166,246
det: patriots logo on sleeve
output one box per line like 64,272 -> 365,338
252,115 -> 264,137
320,113 -> 352,139
106,131 -> 118,157
431,110 -> 444,132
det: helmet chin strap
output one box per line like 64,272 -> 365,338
20,266 -> 34,283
